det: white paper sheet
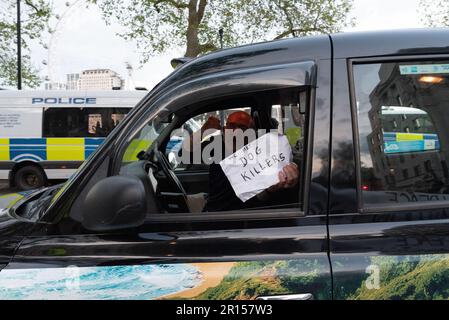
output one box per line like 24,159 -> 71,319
219,132 -> 292,202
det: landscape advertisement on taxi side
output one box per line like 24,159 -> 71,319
0,254 -> 449,299
0,259 -> 330,300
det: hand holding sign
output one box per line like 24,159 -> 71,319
267,162 -> 299,192
219,132 -> 295,202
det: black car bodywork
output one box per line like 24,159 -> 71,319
1,29 -> 449,299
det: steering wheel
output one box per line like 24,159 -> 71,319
155,149 -> 187,198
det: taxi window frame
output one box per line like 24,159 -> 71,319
126,87 -> 310,221
110,63 -> 317,221
111,61 -> 317,174
349,54 -> 449,213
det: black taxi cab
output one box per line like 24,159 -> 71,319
1,29 -> 449,300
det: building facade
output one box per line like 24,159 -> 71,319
66,73 -> 80,90
44,82 -> 67,90
364,63 -> 449,194
78,69 -> 124,91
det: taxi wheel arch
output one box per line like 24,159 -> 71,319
10,162 -> 47,190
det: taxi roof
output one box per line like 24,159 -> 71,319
159,28 -> 449,92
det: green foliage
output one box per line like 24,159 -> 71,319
336,255 -> 449,300
333,256 -> 371,299
276,259 -> 332,299
194,259 -> 331,300
91,0 -> 354,60
370,255 -> 419,285
197,255 -> 449,300
0,0 -> 51,88
196,276 -> 287,300
351,255 -> 449,300
195,261 -> 286,300
419,0 -> 449,27
185,255 -> 449,300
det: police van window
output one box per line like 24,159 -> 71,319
354,61 -> 449,208
43,107 -> 130,138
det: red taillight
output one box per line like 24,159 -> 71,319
362,185 -> 369,191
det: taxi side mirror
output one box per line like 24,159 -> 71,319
82,175 -> 147,231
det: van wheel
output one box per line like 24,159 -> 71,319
14,166 -> 46,191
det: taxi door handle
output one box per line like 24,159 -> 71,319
256,293 -> 314,300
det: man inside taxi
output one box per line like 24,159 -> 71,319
181,111 -> 299,211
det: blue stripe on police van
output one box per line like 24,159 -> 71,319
10,138 -> 46,145
84,138 -> 105,159
85,149 -> 95,159
10,149 -> 46,162
4,138 -> 106,162
84,138 -> 105,146
11,154 -> 45,162
10,138 -> 47,162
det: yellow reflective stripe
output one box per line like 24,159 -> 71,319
46,138 -> 85,161
285,127 -> 302,147
396,133 -> 423,141
0,193 -> 23,209
122,139 -> 152,162
0,138 -> 9,161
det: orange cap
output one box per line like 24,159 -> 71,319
226,111 -> 252,128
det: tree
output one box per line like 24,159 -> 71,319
0,0 -> 51,88
91,0 -> 354,61
419,0 -> 449,27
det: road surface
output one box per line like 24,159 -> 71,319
0,181 -> 16,196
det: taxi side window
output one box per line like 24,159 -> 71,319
116,87 -> 308,215
120,115 -> 169,168
165,107 -> 251,171
271,103 -> 305,167
354,60 -> 449,208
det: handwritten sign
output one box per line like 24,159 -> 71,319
220,132 -> 292,202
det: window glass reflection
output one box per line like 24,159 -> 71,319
354,61 -> 449,206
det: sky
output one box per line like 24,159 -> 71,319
28,0 -> 425,91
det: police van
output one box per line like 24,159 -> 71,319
0,90 -> 146,190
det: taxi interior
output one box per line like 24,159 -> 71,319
126,87 -> 307,215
